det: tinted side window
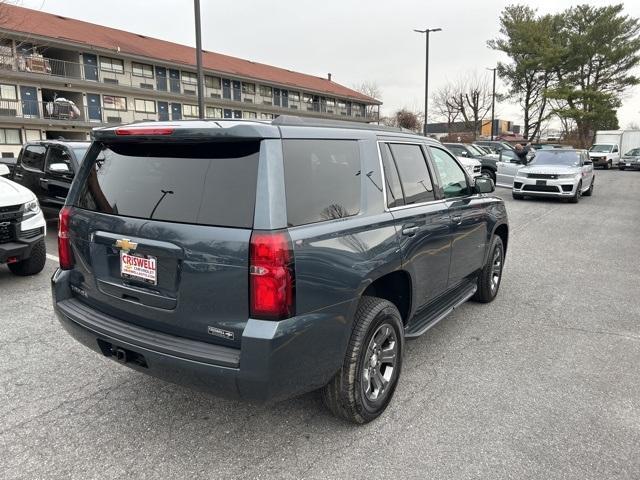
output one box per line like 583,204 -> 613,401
446,145 -> 465,156
388,143 -> 435,205
379,143 -> 404,208
283,139 -> 360,226
429,147 -> 470,199
22,145 -> 46,170
45,146 -> 73,174
77,141 -> 260,228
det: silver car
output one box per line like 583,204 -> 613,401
619,148 -> 640,170
496,149 -> 595,203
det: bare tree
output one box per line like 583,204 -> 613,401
448,73 -> 493,138
353,81 -> 382,118
381,108 -> 422,133
431,84 -> 460,132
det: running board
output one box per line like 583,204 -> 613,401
404,283 -> 477,338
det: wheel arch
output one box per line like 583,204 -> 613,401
361,270 -> 413,326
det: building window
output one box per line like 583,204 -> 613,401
132,62 -> 153,78
303,93 -> 313,104
103,95 -> 127,111
326,98 -> 336,108
0,128 -> 22,145
242,111 -> 257,119
337,100 -> 347,109
289,91 -> 300,102
183,104 -> 199,117
259,85 -> 272,97
0,84 -> 17,100
25,129 -> 41,142
260,112 -> 274,120
205,76 -> 221,89
182,72 -> 197,85
134,99 -> 156,113
242,83 -> 255,95
206,106 -> 223,118
100,57 -> 124,74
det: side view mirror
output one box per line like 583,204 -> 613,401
583,160 -> 593,166
49,162 -> 70,173
475,177 -> 495,194
0,164 -> 9,177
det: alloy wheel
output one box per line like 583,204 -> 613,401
362,324 -> 398,403
490,245 -> 503,294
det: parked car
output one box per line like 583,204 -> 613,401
52,118 -> 509,424
588,143 -> 620,169
0,156 -> 17,177
619,148 -> 640,170
0,166 -> 47,275
443,142 -> 498,181
11,140 -> 89,215
506,149 -> 595,203
456,155 -> 482,179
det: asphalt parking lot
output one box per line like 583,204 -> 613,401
1,170 -> 639,479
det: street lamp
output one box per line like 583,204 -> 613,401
194,0 -> 205,119
487,67 -> 497,140
414,27 -> 442,136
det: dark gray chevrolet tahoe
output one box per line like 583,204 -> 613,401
52,117 -> 508,424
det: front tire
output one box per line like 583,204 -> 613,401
472,236 -> 504,303
605,160 -> 612,170
619,166 -> 626,171
569,181 -> 582,203
8,239 -> 46,276
321,296 -> 404,424
481,168 -> 496,183
583,178 -> 594,196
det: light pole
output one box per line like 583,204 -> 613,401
414,27 -> 441,136
487,67 -> 497,140
194,0 -> 205,119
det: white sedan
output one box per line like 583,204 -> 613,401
496,149 -> 595,203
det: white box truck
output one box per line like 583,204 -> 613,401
590,130 -> 640,169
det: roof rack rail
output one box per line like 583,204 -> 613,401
271,115 -> 417,134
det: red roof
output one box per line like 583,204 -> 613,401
0,4 -> 380,104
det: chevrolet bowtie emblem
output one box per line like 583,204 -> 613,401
113,238 -> 138,252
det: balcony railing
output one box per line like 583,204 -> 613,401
0,54 -> 377,120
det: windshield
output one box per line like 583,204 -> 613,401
72,147 -> 88,162
625,148 -> 640,156
467,145 -> 484,156
531,150 -> 581,166
590,144 -> 613,153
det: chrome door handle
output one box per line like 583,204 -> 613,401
401,226 -> 419,236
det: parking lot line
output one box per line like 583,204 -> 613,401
46,253 -> 59,262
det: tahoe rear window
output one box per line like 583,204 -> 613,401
76,141 -> 260,228
282,139 -> 361,227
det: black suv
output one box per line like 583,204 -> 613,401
52,117 -> 509,424
12,140 -> 90,215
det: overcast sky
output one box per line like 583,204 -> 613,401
20,0 -> 640,131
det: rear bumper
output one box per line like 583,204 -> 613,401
51,268 -> 353,403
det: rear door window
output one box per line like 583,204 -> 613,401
388,143 -> 435,205
282,139 -> 360,226
76,141 -> 260,228
21,145 -> 46,170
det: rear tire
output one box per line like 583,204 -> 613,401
321,296 -> 404,424
472,235 -> 504,303
583,178 -> 594,196
8,239 -> 46,276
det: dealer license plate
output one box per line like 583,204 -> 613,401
120,252 -> 157,285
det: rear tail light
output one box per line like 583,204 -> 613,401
58,206 -> 74,270
249,230 -> 295,320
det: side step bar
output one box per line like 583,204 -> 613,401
404,283 -> 477,338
